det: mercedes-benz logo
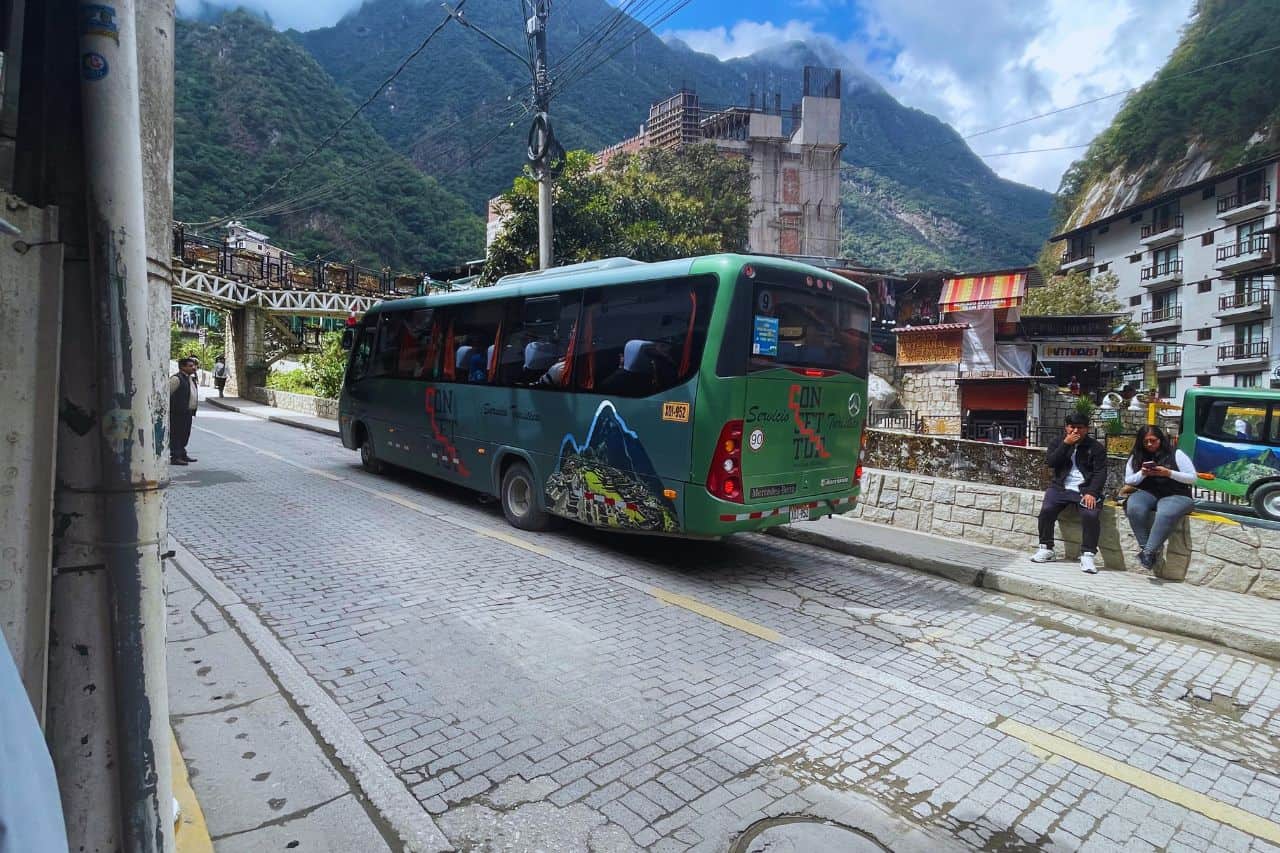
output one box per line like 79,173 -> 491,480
847,392 -> 861,417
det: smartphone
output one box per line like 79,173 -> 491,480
1141,461 -> 1155,471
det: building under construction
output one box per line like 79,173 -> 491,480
590,66 -> 846,258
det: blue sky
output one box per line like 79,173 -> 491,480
179,0 -> 1195,192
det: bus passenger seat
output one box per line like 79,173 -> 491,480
524,341 -> 557,372
455,346 -> 474,382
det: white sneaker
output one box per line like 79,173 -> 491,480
1030,545 -> 1055,563
1080,553 -> 1098,574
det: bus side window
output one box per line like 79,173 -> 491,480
371,314 -> 403,377
348,323 -> 376,382
503,294 -> 580,388
395,309 -> 435,378
1270,404 -> 1280,444
582,277 -> 713,397
447,300 -> 504,384
1201,399 -> 1265,442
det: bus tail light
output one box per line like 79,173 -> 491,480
706,420 -> 744,503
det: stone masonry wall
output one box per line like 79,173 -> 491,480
896,366 -> 961,434
247,387 -> 339,420
847,468 -> 1280,599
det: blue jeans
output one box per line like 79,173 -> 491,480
1125,491 -> 1194,556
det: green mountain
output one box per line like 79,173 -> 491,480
291,0 -> 1053,271
174,11 -> 483,270
1056,0 -> 1280,230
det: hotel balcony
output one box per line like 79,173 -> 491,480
1139,215 -> 1184,247
1140,258 -> 1183,287
1218,340 -> 1269,366
1140,305 -> 1182,332
1155,350 -> 1182,373
1059,245 -> 1094,272
1215,235 -> 1273,273
1216,185 -> 1271,220
1214,289 -> 1272,319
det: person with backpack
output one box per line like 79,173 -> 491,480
213,355 -> 229,398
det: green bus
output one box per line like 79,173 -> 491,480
338,254 -> 871,537
1178,386 -> 1280,520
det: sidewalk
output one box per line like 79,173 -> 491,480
206,393 -> 1280,662
167,544 -> 404,851
770,516 -> 1280,661
206,395 -> 339,437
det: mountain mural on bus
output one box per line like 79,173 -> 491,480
545,400 -> 678,532
1193,438 -> 1280,488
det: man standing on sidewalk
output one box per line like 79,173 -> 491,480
1031,412 -> 1107,573
170,357 -> 200,466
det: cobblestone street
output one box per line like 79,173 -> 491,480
170,408 -> 1280,852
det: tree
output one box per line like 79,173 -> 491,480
482,144 -> 751,282
1023,271 -> 1140,340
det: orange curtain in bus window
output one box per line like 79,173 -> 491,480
487,318 -> 504,383
678,289 -> 698,378
442,320 -> 456,380
420,319 -> 442,379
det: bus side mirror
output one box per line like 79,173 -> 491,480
341,329 -> 355,350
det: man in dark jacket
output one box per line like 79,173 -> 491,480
1032,412 -> 1107,573
169,357 -> 200,465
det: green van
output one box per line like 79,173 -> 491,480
1178,386 -> 1280,520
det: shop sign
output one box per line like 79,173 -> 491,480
1039,341 -> 1153,363
897,328 -> 964,366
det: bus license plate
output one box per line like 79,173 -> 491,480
789,506 -> 810,523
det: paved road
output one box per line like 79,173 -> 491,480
171,409 -> 1280,852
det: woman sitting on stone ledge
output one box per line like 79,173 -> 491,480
1124,425 -> 1198,571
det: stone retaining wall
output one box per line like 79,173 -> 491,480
247,387 -> 339,420
848,468 -> 1280,599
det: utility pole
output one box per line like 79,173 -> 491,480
527,0 -> 557,269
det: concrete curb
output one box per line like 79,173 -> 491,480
206,396 -> 340,437
769,525 -> 1280,662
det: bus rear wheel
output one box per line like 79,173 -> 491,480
1252,482 -> 1280,521
359,433 -> 385,474
501,462 -> 551,531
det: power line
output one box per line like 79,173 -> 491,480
977,143 -> 1091,158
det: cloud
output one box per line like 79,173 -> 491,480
856,0 -> 1193,190
176,0 -> 362,31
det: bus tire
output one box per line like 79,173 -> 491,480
359,432 -> 385,475
501,462 -> 550,531
1252,481 -> 1280,521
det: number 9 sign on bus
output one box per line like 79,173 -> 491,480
338,254 -> 871,537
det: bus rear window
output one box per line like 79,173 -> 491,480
748,283 -> 869,377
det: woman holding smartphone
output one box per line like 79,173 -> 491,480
1124,425 -> 1198,570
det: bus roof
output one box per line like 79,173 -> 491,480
1183,386 -> 1279,403
363,254 -> 870,315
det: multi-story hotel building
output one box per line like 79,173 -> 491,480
1051,157 -> 1279,397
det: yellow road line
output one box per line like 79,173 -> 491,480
1189,511 -> 1240,526
649,587 -> 781,643
479,528 -> 556,558
170,730 -> 213,853
999,719 -> 1280,845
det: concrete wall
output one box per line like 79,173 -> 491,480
247,387 -> 338,420
849,467 -> 1280,599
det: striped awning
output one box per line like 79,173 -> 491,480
939,273 -> 1027,313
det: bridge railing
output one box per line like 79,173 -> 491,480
172,223 -> 426,298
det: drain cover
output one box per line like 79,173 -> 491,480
732,817 -> 893,853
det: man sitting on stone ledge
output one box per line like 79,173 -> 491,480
1031,412 -> 1108,574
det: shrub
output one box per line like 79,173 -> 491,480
302,332 -> 347,399
266,368 -> 314,395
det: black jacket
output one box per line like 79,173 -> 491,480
1044,435 -> 1107,498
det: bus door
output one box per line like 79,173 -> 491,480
738,278 -> 869,507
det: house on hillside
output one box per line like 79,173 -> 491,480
1051,156 -> 1280,396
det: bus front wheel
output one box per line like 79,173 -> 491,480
501,462 -> 551,531
1252,482 -> 1280,521
359,433 -> 385,474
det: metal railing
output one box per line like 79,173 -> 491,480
867,408 -> 921,432
1140,214 -> 1183,238
1215,234 -> 1271,263
1060,244 -> 1094,264
1218,340 -> 1269,361
1216,183 -> 1271,214
1157,350 -> 1181,367
1218,290 -> 1270,311
1141,305 -> 1182,324
1140,258 -> 1183,281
